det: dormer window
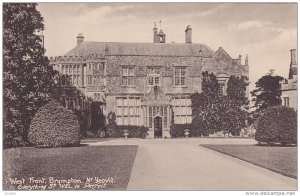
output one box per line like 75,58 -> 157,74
174,67 -> 186,86
122,67 -> 134,86
148,67 -> 161,86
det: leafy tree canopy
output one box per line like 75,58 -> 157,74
190,72 -> 249,137
3,3 -> 57,148
251,74 -> 284,112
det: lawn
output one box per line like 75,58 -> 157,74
3,145 -> 138,190
201,144 -> 297,179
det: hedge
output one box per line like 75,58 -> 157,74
170,124 -> 197,138
106,125 -> 148,138
28,99 -> 81,147
255,106 -> 297,145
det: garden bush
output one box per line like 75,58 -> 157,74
106,125 -> 149,138
105,112 -> 148,138
170,124 -> 196,138
255,106 -> 297,145
28,99 -> 80,147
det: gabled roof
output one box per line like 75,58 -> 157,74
65,41 -> 215,57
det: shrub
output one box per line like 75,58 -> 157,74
106,112 -> 119,137
170,124 -> 196,138
106,125 -> 149,138
28,99 -> 80,147
255,106 -> 297,145
105,112 -> 148,138
118,125 -> 149,138
74,109 -> 88,138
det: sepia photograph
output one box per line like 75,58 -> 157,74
2,2 -> 298,193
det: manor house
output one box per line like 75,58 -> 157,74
281,49 -> 297,110
49,24 -> 249,138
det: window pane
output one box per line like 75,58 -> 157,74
129,98 -> 135,106
136,107 -> 140,116
117,117 -> 122,125
117,107 -> 122,116
175,68 -> 180,76
186,99 -> 191,106
149,117 -> 152,128
124,117 -> 128,125
129,68 -> 134,76
128,77 -> 134,85
122,68 -> 128,76
136,98 -> 141,106
181,106 -> 187,115
149,107 -> 152,116
181,77 -> 185,85
175,77 -> 180,85
122,77 -> 128,85
160,107 -> 163,116
181,68 -> 186,76
187,107 -> 192,115
130,107 -> 134,116
155,77 -> 160,85
117,98 -> 123,106
149,77 -> 154,85
188,116 -> 192,124
123,98 -> 128,106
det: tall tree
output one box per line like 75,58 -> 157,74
3,3 -> 56,148
191,72 -> 249,137
227,75 -> 249,108
201,71 -> 219,99
251,75 -> 284,112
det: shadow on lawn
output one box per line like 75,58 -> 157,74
255,143 -> 297,147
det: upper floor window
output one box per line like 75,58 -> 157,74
87,75 -> 92,85
174,67 -> 186,86
148,67 -> 161,86
218,82 -> 225,96
283,97 -> 290,106
217,74 -> 229,96
122,67 -> 134,86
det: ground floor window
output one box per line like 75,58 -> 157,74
172,97 -> 192,124
63,97 -> 84,110
116,97 -> 141,125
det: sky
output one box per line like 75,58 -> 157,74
37,3 -> 297,92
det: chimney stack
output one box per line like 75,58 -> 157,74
289,49 -> 297,79
245,54 -> 248,66
77,33 -> 84,45
153,23 -> 158,43
290,49 -> 297,65
185,25 -> 192,44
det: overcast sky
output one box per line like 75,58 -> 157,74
37,3 -> 297,92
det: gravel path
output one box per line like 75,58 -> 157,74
85,138 -> 297,190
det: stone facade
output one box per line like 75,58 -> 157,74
49,25 -> 249,138
281,49 -> 297,110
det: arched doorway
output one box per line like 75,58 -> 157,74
154,116 -> 162,138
